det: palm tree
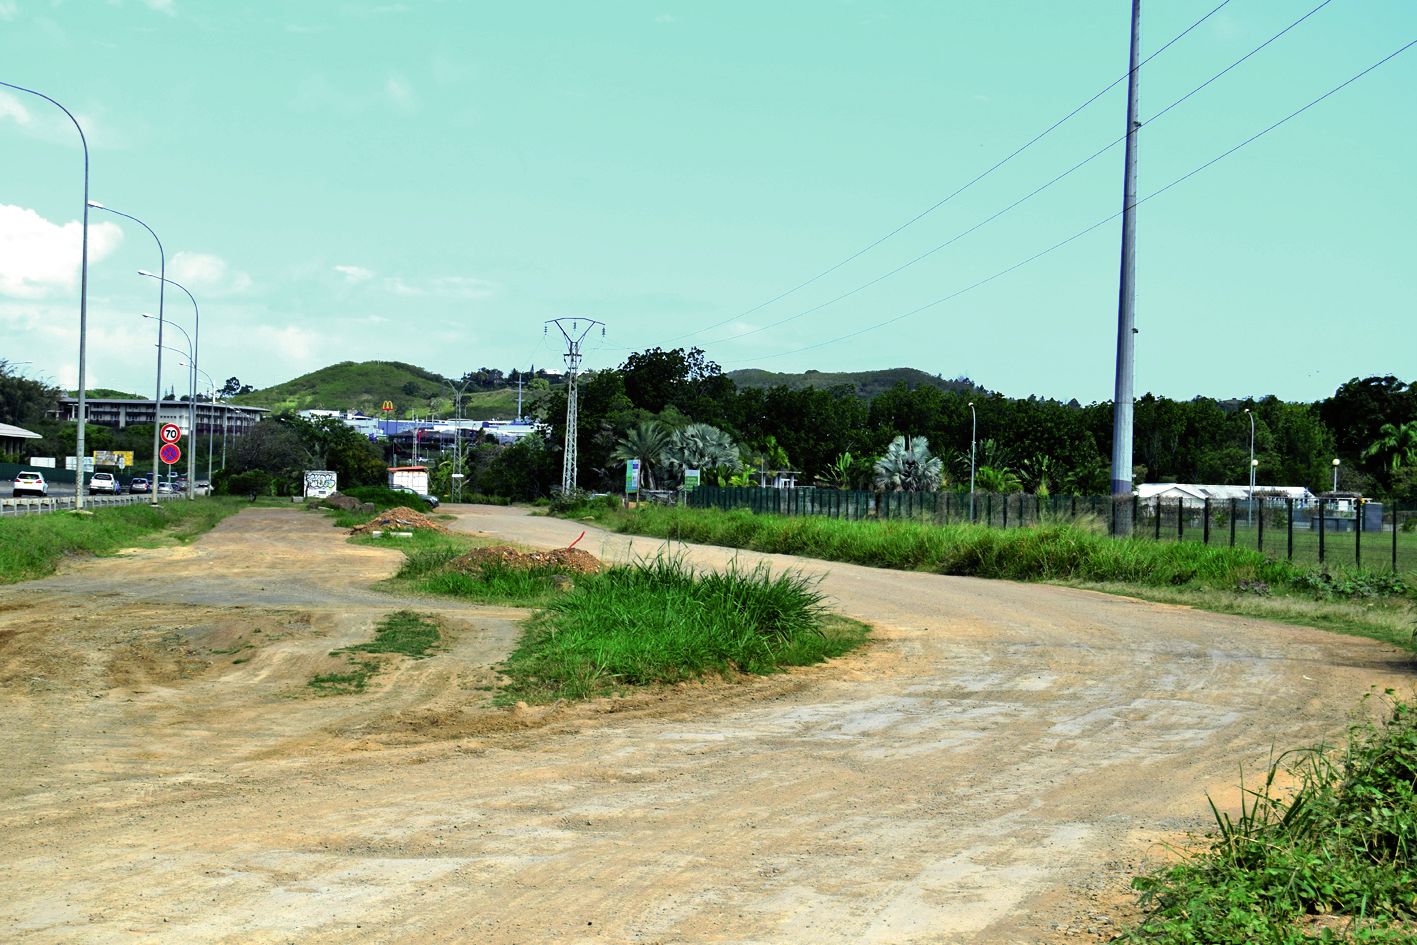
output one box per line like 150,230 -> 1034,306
873,435 -> 943,492
1362,421 -> 1417,473
611,421 -> 672,490
665,423 -> 742,479
974,465 -> 1023,494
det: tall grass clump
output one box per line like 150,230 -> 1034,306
1126,695 -> 1417,943
584,505 -> 1301,590
500,556 -> 865,702
0,498 -> 243,585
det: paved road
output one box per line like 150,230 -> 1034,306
1,505 -> 1413,944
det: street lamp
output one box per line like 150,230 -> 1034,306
185,363 -> 219,482
968,401 -> 977,523
1245,408 -> 1256,527
140,271 -> 199,499
89,202 -> 166,498
1332,458 -> 1341,493
2,80 -> 92,508
145,316 -> 194,495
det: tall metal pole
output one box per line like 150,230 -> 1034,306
2,81 -> 91,509
141,272 -> 198,498
1109,0 -> 1142,532
546,317 -> 605,493
968,401 -> 977,523
444,378 -> 472,503
1246,408 -> 1256,527
92,205 -> 166,502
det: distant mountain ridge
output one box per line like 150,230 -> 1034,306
726,367 -> 978,399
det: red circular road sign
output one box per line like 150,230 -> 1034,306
159,443 -> 182,465
160,423 -> 182,444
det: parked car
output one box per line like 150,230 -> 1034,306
392,484 -> 440,508
12,471 -> 48,498
88,472 -> 120,494
157,480 -> 178,494
128,477 -> 151,494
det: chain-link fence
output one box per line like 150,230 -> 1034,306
686,486 -> 1416,573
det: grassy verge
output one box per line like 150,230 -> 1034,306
567,506 -> 1415,651
499,556 -> 868,703
1125,694 -> 1417,943
0,498 -> 245,584
308,610 -> 442,695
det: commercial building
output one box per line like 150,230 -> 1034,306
53,397 -> 268,437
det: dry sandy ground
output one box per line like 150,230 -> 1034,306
2,504 -> 1414,944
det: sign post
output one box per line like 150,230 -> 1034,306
380,401 -> 394,436
625,459 -> 641,507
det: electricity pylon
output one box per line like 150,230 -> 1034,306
545,317 -> 605,493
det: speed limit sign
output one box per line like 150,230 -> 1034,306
160,423 -> 182,444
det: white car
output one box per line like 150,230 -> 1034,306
88,472 -> 120,494
12,471 -> 48,498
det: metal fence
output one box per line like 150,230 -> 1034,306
686,486 -> 1417,573
0,492 -> 186,516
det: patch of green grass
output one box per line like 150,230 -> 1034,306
499,556 -> 868,703
570,506 -> 1416,652
341,610 -> 442,659
307,659 -> 379,695
1125,694 -> 1417,944
0,497 -> 245,585
306,611 -> 443,696
411,563 -> 567,606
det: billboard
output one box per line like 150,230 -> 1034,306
682,468 -> 701,489
93,450 -> 135,469
625,459 -> 641,494
304,470 -> 338,499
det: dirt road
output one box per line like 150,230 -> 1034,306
2,505 -> 1413,944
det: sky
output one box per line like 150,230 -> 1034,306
1,0 -> 1413,405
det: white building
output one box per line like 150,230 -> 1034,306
1137,482 -> 1316,508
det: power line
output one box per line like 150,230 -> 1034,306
725,40 -> 1414,366
667,0 -> 1234,344
697,0 -> 1338,349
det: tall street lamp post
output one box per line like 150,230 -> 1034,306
968,401 -> 977,523
144,317 -> 194,493
1245,408 -> 1256,527
1332,458 -> 1341,493
140,271 -> 199,499
187,364 -> 219,483
2,80 -> 92,508
89,202 -> 165,500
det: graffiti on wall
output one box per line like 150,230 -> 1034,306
304,469 -> 338,499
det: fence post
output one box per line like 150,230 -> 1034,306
1257,498 -> 1264,554
1132,494 -> 1140,535
1319,499 -> 1326,565
1002,494 -> 1008,528
1154,497 -> 1161,540
1229,498 -> 1237,547
1394,506 -> 1400,573
1286,497 -> 1294,561
1177,498 -> 1184,541
1355,500 -> 1362,569
1203,498 -> 1211,545
987,493 -> 993,527
1111,496 -> 1117,536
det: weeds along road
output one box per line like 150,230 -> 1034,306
2,505 -> 1414,944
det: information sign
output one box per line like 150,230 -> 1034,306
625,459 -> 641,494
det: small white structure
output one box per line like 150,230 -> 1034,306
304,470 -> 338,499
388,466 -> 430,495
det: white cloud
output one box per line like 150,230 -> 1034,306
143,0 -> 175,14
0,3 -> 18,23
0,205 -> 124,299
169,250 -> 253,295
0,91 -> 33,127
385,74 -> 416,110
334,264 -> 374,284
384,274 -> 496,299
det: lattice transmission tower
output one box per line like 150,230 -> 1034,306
545,317 -> 605,493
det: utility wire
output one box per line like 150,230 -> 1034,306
728,40 -> 1414,366
698,0 -> 1336,349
668,0 -> 1234,344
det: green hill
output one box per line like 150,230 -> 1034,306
232,361 -> 453,414
232,361 -> 542,420
726,367 -> 978,399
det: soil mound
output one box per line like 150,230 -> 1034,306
349,507 -> 448,535
449,545 -> 602,576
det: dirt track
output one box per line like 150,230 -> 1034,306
2,505 -> 1414,944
